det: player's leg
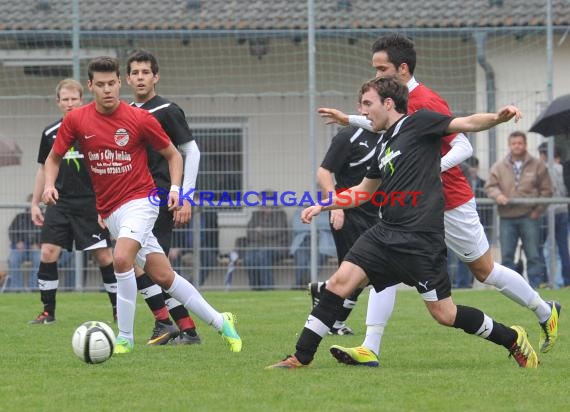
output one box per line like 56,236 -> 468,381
269,261 -> 369,369
425,297 -> 538,368
143,250 -> 241,352
70,211 -> 118,322
329,285 -> 397,367
150,208 -> 200,345
29,206 -> 70,324
309,210 -> 373,334
446,199 -> 560,353
134,264 -> 180,345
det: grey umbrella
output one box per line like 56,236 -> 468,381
0,139 -> 22,167
529,93 -> 570,136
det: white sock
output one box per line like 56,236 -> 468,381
166,272 -> 223,330
362,285 -> 397,355
115,268 -> 137,342
484,263 -> 551,322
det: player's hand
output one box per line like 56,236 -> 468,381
97,214 -> 107,229
317,108 -> 349,125
330,208 -> 345,230
497,105 -> 522,123
30,204 -> 44,227
173,200 -> 192,227
301,205 -> 323,223
42,186 -> 58,205
168,190 -> 181,212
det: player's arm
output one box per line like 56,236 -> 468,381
157,142 -> 183,212
43,150 -> 63,205
31,165 -> 45,226
440,133 -> 473,172
446,105 -> 522,134
317,166 -> 345,230
173,140 -> 200,226
302,177 -> 381,223
317,107 -> 377,133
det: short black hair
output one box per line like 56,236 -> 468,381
371,33 -> 416,75
126,49 -> 160,75
87,56 -> 120,81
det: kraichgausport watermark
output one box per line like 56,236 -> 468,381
147,188 -> 422,208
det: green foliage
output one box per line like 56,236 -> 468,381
0,289 -> 567,412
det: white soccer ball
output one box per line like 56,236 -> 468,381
72,321 -> 115,364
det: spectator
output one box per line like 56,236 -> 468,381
537,143 -> 570,287
485,131 -> 553,288
289,206 -> 336,289
7,194 -> 40,291
244,190 -> 289,290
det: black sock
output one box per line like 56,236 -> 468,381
38,262 -> 58,316
295,289 -> 344,365
99,263 -> 117,311
136,272 -> 172,324
453,305 -> 517,349
162,291 -> 196,330
335,288 -> 363,324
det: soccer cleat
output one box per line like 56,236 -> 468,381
220,312 -> 242,352
170,329 -> 202,345
539,301 -> 561,353
147,321 -> 179,345
308,282 -> 323,308
508,325 -> 539,368
329,323 -> 354,336
114,336 -> 134,354
266,355 -> 307,369
28,311 -> 55,325
329,345 -> 379,367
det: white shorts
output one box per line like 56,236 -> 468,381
104,198 -> 164,267
444,198 -> 489,263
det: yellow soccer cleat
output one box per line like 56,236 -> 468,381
220,312 -> 242,353
539,301 -> 561,353
509,326 -> 538,368
113,336 -> 134,355
329,345 -> 379,367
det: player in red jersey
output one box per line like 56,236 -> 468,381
42,56 -> 241,354
314,34 -> 560,367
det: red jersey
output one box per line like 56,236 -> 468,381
408,83 -> 473,210
53,101 -> 171,217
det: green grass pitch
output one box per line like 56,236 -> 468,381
1,289 -> 567,411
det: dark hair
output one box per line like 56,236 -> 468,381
508,130 -> 527,142
126,49 -> 159,75
87,56 -> 120,81
360,76 -> 408,114
371,33 -> 416,75
538,142 -> 564,159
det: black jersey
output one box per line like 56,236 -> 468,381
133,95 -> 194,190
321,126 -> 380,218
366,109 -> 453,233
37,118 -> 95,209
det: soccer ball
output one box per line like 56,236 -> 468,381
71,321 -> 115,364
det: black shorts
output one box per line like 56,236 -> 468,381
343,225 -> 451,300
152,207 -> 175,255
41,204 -> 111,251
330,208 -> 379,262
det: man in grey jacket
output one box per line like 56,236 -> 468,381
485,131 -> 552,288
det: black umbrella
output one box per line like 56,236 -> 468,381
530,93 -> 570,136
